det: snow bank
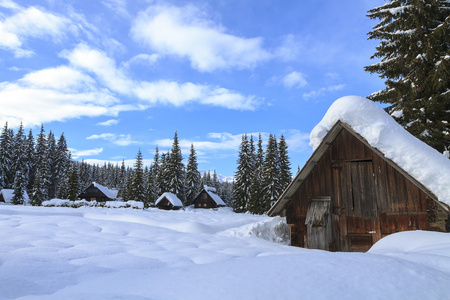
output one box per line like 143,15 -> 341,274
42,199 -> 144,209
224,216 -> 290,244
310,96 -> 450,205
1,206 -> 450,299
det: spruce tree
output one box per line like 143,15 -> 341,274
12,171 -> 26,205
30,168 -> 46,206
24,129 -> 35,192
248,134 -> 265,214
0,122 -> 14,188
130,149 -> 146,203
147,146 -> 160,204
185,144 -> 201,205
232,134 -> 253,213
365,0 -> 450,153
168,132 -> 186,203
67,163 -> 81,201
261,134 -> 281,212
278,134 -> 292,191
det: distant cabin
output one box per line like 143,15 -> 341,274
78,182 -> 119,202
193,186 -> 226,209
155,192 -> 183,210
268,98 -> 450,252
0,189 -> 29,204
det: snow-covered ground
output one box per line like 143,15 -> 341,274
0,206 -> 449,299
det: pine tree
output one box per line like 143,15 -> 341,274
168,132 -> 186,203
130,149 -> 146,203
248,134 -> 265,214
30,168 -> 46,206
147,146 -> 160,204
54,133 -> 70,198
185,144 -> 201,205
67,163 -> 81,201
46,131 -> 57,199
0,122 -> 14,188
365,0 -> 450,153
278,134 -> 292,191
12,122 -> 25,181
34,125 -> 49,199
24,129 -> 35,192
232,134 -> 253,213
12,171 -> 26,205
261,134 -> 281,212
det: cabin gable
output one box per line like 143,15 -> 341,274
275,123 -> 449,252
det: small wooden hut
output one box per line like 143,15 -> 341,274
155,192 -> 183,210
268,98 -> 450,252
78,182 -> 118,202
192,186 -> 226,209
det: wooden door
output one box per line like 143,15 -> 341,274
347,160 -> 378,251
305,198 -> 332,250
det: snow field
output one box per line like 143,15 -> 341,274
0,206 -> 449,299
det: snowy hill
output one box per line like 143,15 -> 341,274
0,206 -> 449,299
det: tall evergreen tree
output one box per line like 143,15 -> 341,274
185,144 -> 201,205
130,149 -> 146,203
67,162 -> 81,201
248,134 -> 265,214
12,171 -> 26,205
12,122 -> 25,181
261,134 -> 281,212
24,129 -> 35,192
232,134 -> 253,213
30,168 -> 46,206
365,0 -> 450,153
54,133 -> 70,197
0,122 -> 14,188
168,132 -> 186,203
278,134 -> 292,191
147,146 -> 160,204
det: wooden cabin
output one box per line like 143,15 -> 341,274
155,192 -> 183,210
78,182 -> 118,202
268,121 -> 450,252
0,189 -> 29,204
193,186 -> 226,209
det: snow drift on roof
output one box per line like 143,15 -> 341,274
204,188 -> 226,206
92,182 -> 118,199
310,96 -> 450,206
156,192 -> 183,207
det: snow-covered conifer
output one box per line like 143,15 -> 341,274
365,0 -> 450,153
185,144 -> 201,205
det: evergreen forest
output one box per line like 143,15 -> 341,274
0,123 -> 292,214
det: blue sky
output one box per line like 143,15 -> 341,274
0,0 -> 385,177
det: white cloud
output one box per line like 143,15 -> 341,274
0,6 -> 71,57
135,80 -> 260,111
97,119 -> 119,126
303,84 -> 346,100
0,81 -> 136,128
20,66 -> 96,92
70,147 -> 104,159
122,53 -> 160,69
131,4 -> 272,72
102,0 -> 130,18
86,133 -> 140,146
60,43 -> 134,95
282,71 -> 307,89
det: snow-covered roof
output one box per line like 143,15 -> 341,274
155,192 -> 183,207
204,185 -> 216,193
92,182 -> 118,199
310,96 -> 450,206
0,189 -> 29,204
203,186 -> 226,206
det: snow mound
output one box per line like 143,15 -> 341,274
42,199 -> 144,209
310,96 -> 450,205
369,230 -> 450,256
225,216 -> 290,244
